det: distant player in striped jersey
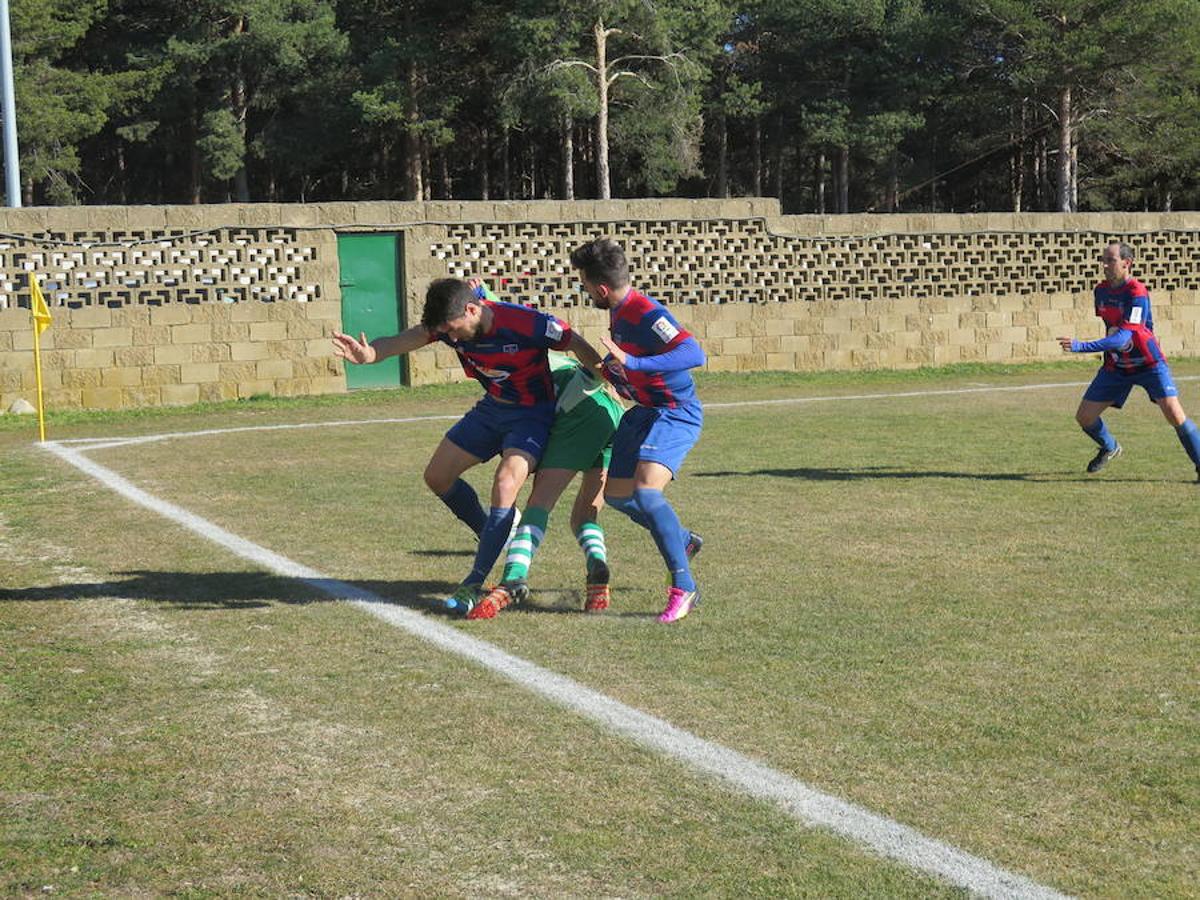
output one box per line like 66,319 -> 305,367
571,237 -> 707,623
470,350 -> 625,619
332,277 -> 603,615
1057,241 -> 1200,481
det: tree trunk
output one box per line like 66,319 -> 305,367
594,19 -> 611,199
189,107 -> 202,204
751,117 -> 763,196
404,60 -> 423,200
479,128 -> 490,200
771,144 -> 783,199
929,134 -> 937,211
116,143 -> 128,205
1056,83 -> 1072,212
715,111 -> 728,198
1069,136 -> 1078,212
836,145 -> 849,213
1011,99 -> 1026,212
501,127 -> 511,199
230,15 -> 250,203
1034,132 -> 1048,211
421,143 -> 431,200
440,150 -> 452,199
815,153 -> 826,214
528,140 -> 536,199
888,152 -> 899,212
561,114 -> 575,200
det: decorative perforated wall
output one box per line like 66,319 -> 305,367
1,201 -> 1198,411
0,227 -> 322,311
429,218 -> 1200,305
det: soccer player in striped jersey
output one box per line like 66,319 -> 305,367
332,277 -> 603,615
469,350 -> 625,620
570,238 -> 707,623
1057,241 -> 1200,481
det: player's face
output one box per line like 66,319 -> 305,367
579,274 -> 612,309
1102,246 -> 1130,285
436,302 -> 483,341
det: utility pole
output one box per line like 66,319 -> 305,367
0,0 -> 20,207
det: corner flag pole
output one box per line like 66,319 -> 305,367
30,273 -> 51,441
0,0 -> 20,207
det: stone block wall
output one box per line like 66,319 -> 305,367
0,300 -> 343,410
0,200 -> 1198,410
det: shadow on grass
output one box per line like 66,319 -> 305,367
0,570 -> 462,614
693,466 -> 1175,483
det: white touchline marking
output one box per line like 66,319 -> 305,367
42,401 -> 1072,899
51,374 -> 1200,451
704,374 -> 1199,409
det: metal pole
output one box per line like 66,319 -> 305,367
0,0 -> 20,207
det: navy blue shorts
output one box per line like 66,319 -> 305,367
445,396 -> 555,463
1083,363 -> 1178,408
608,401 -> 703,480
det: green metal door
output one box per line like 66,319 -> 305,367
337,233 -> 407,389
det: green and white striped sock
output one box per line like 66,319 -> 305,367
577,520 -> 607,570
501,506 -> 549,584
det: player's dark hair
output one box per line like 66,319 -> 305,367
570,238 -> 630,289
421,278 -> 475,330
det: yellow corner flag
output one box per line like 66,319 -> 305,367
31,273 -> 52,335
29,273 -> 52,441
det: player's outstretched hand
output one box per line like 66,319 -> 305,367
332,331 -> 376,365
599,334 -> 627,365
1056,336 -> 1074,352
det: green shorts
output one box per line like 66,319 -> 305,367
539,389 -> 622,472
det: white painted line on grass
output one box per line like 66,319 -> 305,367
704,373 -> 1200,409
56,374 -> 1200,450
43,437 -> 1070,900
53,414 -> 461,450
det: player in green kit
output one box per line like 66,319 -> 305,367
468,350 -> 625,619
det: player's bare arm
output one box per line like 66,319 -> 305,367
332,324 -> 430,365
567,331 -> 604,371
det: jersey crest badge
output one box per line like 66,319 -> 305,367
545,320 -> 564,341
651,317 -> 680,343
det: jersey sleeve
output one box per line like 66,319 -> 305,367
1125,293 -> 1150,326
534,310 -> 573,351
643,308 -> 688,352
1071,329 -> 1133,353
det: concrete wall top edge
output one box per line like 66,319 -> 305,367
0,198 -> 785,235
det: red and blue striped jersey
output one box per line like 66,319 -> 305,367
1093,278 -> 1167,373
431,300 -> 573,405
607,289 -> 698,407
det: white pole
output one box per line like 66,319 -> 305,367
0,0 -> 20,207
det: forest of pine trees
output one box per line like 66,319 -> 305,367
8,0 -> 1200,213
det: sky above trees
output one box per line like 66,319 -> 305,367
9,0 -> 1200,212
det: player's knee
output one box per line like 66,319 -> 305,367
1075,410 -> 1096,429
424,466 -> 452,495
493,471 -> 524,504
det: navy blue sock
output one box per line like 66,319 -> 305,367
1175,419 -> 1200,468
439,478 -> 486,536
1082,419 -> 1117,452
606,493 -> 651,530
633,488 -> 695,591
465,506 -> 515,586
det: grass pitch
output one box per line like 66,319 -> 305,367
2,360 -> 1197,897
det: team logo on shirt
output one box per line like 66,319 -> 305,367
503,343 -> 519,354
1128,305 -> 1143,324
545,320 -> 564,341
651,317 -> 679,343
475,367 -> 511,381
